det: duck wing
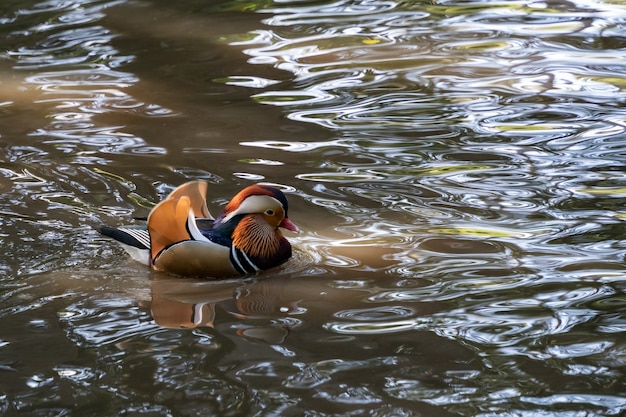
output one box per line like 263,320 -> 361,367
98,217 -> 216,268
165,180 -> 212,219
148,192 -> 239,277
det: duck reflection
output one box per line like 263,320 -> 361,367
150,276 -> 303,343
149,246 -> 409,343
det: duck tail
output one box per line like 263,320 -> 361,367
98,225 -> 150,249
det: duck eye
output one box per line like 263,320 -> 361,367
265,209 -> 275,216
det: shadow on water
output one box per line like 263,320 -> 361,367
2,0 -> 626,415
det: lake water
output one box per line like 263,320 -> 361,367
1,0 -> 626,415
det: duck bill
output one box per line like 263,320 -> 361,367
279,218 -> 299,233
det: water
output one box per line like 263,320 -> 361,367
1,0 -> 626,415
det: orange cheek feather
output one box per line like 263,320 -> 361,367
232,216 -> 281,259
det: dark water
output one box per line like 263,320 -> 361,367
2,0 -> 626,415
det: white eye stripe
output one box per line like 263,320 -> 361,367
222,195 -> 283,223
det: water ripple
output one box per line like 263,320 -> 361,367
10,26 -> 124,69
283,356 -> 401,389
61,296 -> 159,347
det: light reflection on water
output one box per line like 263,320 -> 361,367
1,0 -> 626,415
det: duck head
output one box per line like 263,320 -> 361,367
214,184 -> 298,263
216,184 -> 298,233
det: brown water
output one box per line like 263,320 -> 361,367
2,0 -> 626,415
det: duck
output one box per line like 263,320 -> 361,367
99,181 -> 298,278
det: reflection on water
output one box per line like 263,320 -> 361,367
2,0 -> 626,415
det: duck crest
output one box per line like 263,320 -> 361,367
223,184 -> 282,216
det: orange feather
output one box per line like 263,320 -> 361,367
232,215 -> 281,259
148,195 -> 193,263
166,181 -> 211,219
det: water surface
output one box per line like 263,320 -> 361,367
1,0 -> 626,415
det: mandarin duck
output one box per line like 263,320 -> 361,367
99,181 -> 298,277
